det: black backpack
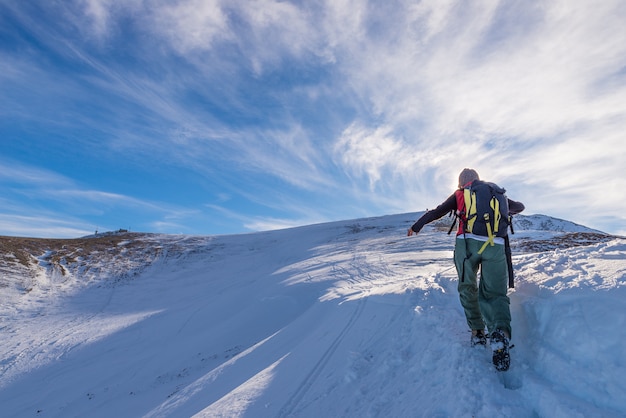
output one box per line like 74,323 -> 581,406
462,180 -> 510,239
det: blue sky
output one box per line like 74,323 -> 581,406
1,0 -> 625,238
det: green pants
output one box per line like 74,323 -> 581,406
454,238 -> 511,338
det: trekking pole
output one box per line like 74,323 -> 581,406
447,210 -> 457,235
505,215 -> 515,288
504,235 -> 514,288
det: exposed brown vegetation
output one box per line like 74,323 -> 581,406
0,233 -> 145,269
514,232 -> 619,253
0,232 -> 166,293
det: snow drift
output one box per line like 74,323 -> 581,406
0,213 -> 624,417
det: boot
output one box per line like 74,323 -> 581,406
490,329 -> 510,371
470,329 -> 487,347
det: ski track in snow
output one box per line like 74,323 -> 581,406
0,214 -> 625,417
277,297 -> 368,418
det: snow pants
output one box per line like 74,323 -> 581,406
453,238 -> 511,338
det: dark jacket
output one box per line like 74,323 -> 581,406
410,190 -> 525,235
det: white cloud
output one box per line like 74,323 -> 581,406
319,0 -> 626,142
5,1 -> 626,234
79,0 -> 114,37
0,214 -> 93,238
334,123 -> 405,189
73,0 -> 144,41
0,161 -> 72,187
51,189 -> 160,209
239,123 -> 333,190
151,0 -> 231,53
0,160 -> 152,210
146,0 -> 326,75
319,0 -> 626,231
237,0 -> 317,55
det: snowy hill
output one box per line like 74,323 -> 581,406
0,213 -> 625,417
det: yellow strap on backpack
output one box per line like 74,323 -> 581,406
491,197 -> 501,235
477,196 -> 499,254
463,188 -> 477,233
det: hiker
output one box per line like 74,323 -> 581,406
406,168 -> 525,371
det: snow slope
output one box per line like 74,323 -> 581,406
0,214 -> 625,417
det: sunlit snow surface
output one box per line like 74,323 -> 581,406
0,213 -> 624,417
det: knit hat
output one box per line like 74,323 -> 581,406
458,168 -> 479,188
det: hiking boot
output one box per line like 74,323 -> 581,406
490,329 -> 510,371
470,329 -> 487,347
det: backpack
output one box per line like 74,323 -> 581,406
462,180 -> 510,251
454,179 -> 516,287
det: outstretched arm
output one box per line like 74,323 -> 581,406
407,193 -> 457,236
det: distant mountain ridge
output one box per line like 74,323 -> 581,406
425,212 -> 603,234
511,214 -> 604,233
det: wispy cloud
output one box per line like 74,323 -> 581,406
334,123 -> 406,189
0,159 -> 203,236
2,0 -> 625,236
0,214 -> 94,238
319,0 -> 626,232
151,0 -> 231,53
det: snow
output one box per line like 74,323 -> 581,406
0,213 -> 625,417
